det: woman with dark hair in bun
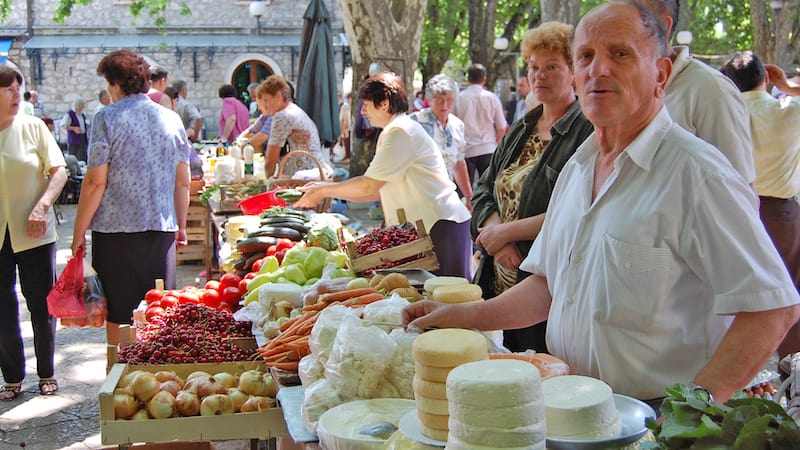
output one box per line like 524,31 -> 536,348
71,50 -> 191,346
295,72 -> 472,279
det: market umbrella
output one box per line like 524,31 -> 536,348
296,0 -> 340,148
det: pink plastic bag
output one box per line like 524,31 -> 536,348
46,250 -> 86,318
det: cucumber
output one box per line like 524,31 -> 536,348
276,189 -> 304,203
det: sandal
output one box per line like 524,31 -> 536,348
0,383 -> 21,401
38,378 -> 58,396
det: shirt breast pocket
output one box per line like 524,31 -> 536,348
598,233 -> 671,329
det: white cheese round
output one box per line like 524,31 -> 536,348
445,433 -> 546,450
446,359 -> 542,408
541,375 -> 622,440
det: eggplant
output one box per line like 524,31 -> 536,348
236,236 -> 280,253
260,216 -> 306,226
246,226 -> 303,241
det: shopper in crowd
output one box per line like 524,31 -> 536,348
0,66 -> 67,399
453,63 -> 508,185
337,92 -> 351,162
624,0 -> 755,184
409,74 -> 472,208
471,22 -> 594,353
164,86 -> 179,111
296,72 -> 472,279
247,82 -> 260,118
413,90 -> 425,111
72,50 -> 191,346
29,90 -> 45,118
20,91 -> 34,116
505,75 -> 532,125
59,98 -> 90,162
235,82 -> 272,153
258,75 -> 330,178
172,80 -> 203,142
720,52 -> 800,359
147,65 -> 172,109
404,2 -> 800,407
217,84 -> 250,144
94,89 -> 111,117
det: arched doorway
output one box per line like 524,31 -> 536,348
228,53 -> 283,107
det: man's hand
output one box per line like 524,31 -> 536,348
766,64 -> 791,91
295,181 -> 334,209
402,300 -> 458,330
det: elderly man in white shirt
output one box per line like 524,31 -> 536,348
403,1 -> 800,408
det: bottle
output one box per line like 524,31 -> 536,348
229,144 -> 243,182
243,143 -> 254,177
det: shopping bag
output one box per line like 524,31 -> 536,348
61,261 -> 108,328
46,250 -> 86,318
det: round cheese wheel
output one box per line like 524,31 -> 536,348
448,418 -> 546,447
449,400 -> 545,428
416,410 -> 449,430
446,433 -> 546,450
412,328 -> 488,368
415,394 -> 450,415
446,359 -> 542,408
432,283 -> 483,303
413,375 -> 447,400
419,422 -> 449,442
423,276 -> 469,294
415,361 -> 452,383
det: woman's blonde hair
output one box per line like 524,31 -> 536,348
520,22 -> 574,69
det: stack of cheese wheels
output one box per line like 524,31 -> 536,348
541,375 -> 622,440
445,359 -> 547,449
411,328 -> 489,442
423,276 -> 483,304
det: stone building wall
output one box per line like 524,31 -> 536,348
1,0 -> 345,138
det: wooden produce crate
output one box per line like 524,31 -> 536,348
99,361 -> 288,445
341,209 -> 439,275
176,195 -> 210,266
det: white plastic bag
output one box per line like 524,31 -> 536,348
309,304 -> 360,361
324,315 -> 397,399
363,294 -> 410,332
300,379 -> 344,434
298,354 -> 326,387
382,328 -> 418,399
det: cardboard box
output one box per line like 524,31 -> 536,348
99,362 -> 287,445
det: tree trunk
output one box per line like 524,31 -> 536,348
540,0 -> 581,25
467,0 -> 499,66
338,0 -> 428,175
751,0 -> 776,63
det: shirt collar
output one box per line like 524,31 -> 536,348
741,90 -> 774,102
666,45 -> 692,89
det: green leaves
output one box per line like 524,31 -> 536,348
645,383 -> 800,449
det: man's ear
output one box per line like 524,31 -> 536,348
655,56 -> 673,95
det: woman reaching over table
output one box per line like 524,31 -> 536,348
259,75 -> 331,178
71,50 -> 191,347
471,22 -> 594,353
294,72 -> 472,279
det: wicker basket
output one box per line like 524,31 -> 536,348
268,150 -> 332,213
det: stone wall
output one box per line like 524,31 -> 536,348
2,0 -> 345,138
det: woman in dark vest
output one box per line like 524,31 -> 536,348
59,98 -> 89,161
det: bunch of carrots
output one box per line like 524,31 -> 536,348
257,287 -> 386,370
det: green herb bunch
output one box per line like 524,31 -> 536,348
642,384 -> 800,449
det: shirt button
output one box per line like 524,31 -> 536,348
573,255 -> 583,263
567,297 -> 574,305
624,262 -> 632,269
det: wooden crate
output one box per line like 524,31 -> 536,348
342,209 -> 439,275
176,196 -> 209,266
99,361 -> 288,445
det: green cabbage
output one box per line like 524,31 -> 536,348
306,223 -> 340,251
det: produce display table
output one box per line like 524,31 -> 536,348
205,197 -> 244,281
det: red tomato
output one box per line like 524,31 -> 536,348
276,238 -> 295,251
147,300 -> 162,309
160,295 -> 178,309
238,278 -> 251,292
219,273 -> 242,290
144,289 -> 164,305
204,280 -> 221,292
266,245 -> 278,256
217,303 -> 233,313
251,258 -> 264,273
244,271 -> 257,280
200,289 -> 222,309
221,286 -> 243,305
177,291 -> 201,305
145,306 -> 165,322
274,248 -> 288,265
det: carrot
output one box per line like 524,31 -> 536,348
345,292 -> 386,307
319,287 -> 378,303
268,361 -> 299,371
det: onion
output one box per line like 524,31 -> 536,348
185,371 -> 211,383
227,388 -> 249,412
200,394 -> 235,416
154,370 -> 177,383
263,373 -> 278,398
113,393 -> 138,419
119,370 -> 145,389
147,390 -> 175,419
239,370 -> 268,396
213,372 -> 237,389
241,396 -> 274,412
114,386 -> 134,397
185,375 -> 228,398
174,390 -> 200,416
131,408 -> 151,420
131,372 -> 160,402
159,380 -> 181,397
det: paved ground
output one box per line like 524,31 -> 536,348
0,201 -> 382,450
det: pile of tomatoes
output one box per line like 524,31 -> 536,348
143,273 -> 246,322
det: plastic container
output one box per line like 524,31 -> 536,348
237,190 -> 286,215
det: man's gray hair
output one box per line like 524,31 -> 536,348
426,74 -> 459,99
575,1 -> 668,58
172,80 -> 188,92
247,82 -> 259,92
73,98 -> 86,109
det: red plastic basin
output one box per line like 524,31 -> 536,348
237,190 -> 286,215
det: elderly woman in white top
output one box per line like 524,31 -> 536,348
410,74 -> 472,209
295,72 -> 472,279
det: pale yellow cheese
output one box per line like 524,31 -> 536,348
414,361 -> 452,383
416,410 -> 449,430
432,283 -> 483,303
415,394 -> 450,415
423,276 -> 469,294
419,421 -> 449,442
413,375 -> 447,399
411,328 -> 488,368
